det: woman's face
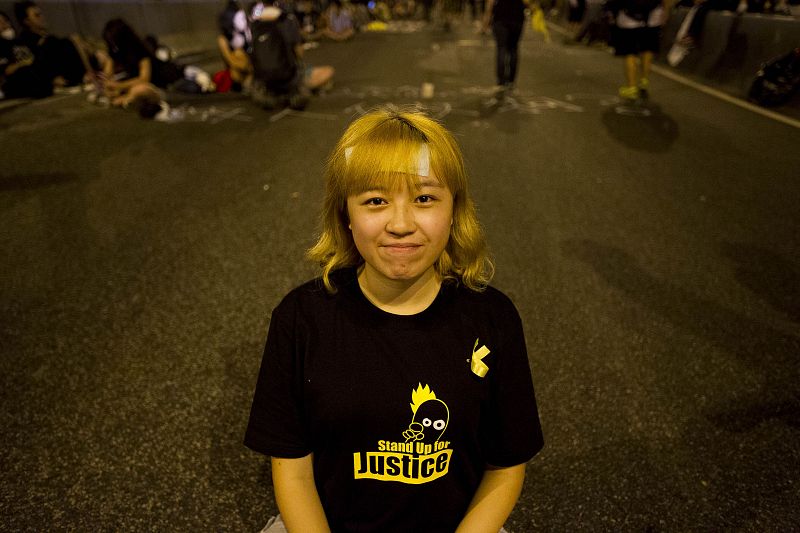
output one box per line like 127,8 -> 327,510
0,15 -> 13,35
346,174 -> 453,284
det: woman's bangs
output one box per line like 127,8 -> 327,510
340,138 -> 432,196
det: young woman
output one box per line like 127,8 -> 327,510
245,107 -> 544,532
101,18 -> 181,105
216,0 -> 253,91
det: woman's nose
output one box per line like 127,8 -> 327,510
385,203 -> 415,235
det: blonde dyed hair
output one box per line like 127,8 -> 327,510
307,106 -> 494,292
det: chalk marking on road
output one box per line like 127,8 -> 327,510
565,93 -> 620,106
268,108 -> 338,122
614,104 -> 652,117
432,102 -> 452,119
295,110 -> 338,120
546,20 -> 800,129
343,102 -> 369,116
209,106 -> 249,124
649,64 -> 800,129
539,96 -> 584,112
450,108 -> 481,117
269,108 -> 292,123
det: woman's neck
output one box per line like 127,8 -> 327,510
357,266 -> 442,316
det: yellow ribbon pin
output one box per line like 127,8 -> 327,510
471,339 -> 490,378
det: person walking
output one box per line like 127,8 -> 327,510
483,0 -> 527,95
245,107 -> 544,532
609,0 -> 665,100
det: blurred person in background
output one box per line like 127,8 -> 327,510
217,0 -> 253,91
13,0 -> 97,89
0,10 -> 51,98
322,0 -> 356,40
483,0 -> 527,96
608,0 -> 665,100
101,18 -> 183,105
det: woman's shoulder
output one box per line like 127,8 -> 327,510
452,280 -> 513,303
450,282 -> 520,318
274,268 -> 356,313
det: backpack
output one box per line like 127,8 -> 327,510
748,48 -> 800,107
249,15 -> 298,87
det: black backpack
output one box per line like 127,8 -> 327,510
250,16 -> 297,87
748,48 -> 800,107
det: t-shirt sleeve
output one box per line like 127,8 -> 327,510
244,296 -> 312,458
481,295 -> 544,467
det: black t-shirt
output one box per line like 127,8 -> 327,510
17,29 -> 44,52
492,0 -> 526,24
0,38 -> 17,75
0,37 -> 34,72
0,38 -> 52,98
245,268 -> 544,532
109,39 -> 181,89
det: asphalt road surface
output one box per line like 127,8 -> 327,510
2,21 -> 799,532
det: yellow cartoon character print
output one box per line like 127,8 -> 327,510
402,383 -> 449,443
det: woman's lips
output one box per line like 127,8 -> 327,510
381,244 -> 422,255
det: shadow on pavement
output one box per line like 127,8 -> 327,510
601,102 -> 679,152
209,341 -> 276,529
561,238 -> 800,431
720,242 -> 800,326
0,172 -> 80,192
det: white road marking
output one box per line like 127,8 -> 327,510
649,64 -> 800,129
546,21 -> 800,129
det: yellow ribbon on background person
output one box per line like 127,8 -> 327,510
531,4 -> 551,43
471,339 -> 490,378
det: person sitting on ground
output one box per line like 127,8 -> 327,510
13,0 -> 97,89
244,107 -> 545,533
249,2 -> 334,110
294,0 -> 325,40
101,18 -> 184,106
217,0 -> 253,91
0,10 -> 52,98
322,0 -> 355,40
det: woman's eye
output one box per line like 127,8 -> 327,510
416,195 -> 435,203
364,197 -> 386,206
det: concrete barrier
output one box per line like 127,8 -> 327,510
660,8 -> 800,97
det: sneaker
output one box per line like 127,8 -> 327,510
618,85 -> 639,100
638,78 -> 649,98
288,91 -> 310,111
